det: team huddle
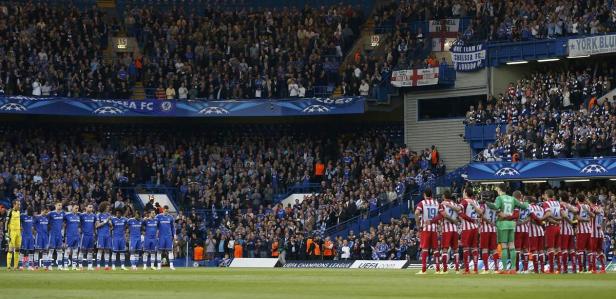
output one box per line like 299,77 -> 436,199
415,186 -> 606,274
4,201 -> 177,271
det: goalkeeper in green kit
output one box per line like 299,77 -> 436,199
491,185 -> 528,274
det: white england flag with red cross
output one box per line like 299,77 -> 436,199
390,68 -> 440,87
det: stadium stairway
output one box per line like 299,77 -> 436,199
332,12 -> 376,98
132,82 -> 146,100
325,189 -> 419,239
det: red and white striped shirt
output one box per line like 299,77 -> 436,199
592,205 -> 605,238
543,200 -> 562,228
480,203 -> 497,233
576,203 -> 593,234
528,204 -> 545,237
460,198 -> 479,231
439,200 -> 460,233
560,203 -> 575,236
415,198 -> 440,232
515,206 -> 530,233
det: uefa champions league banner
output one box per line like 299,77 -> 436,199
468,158 -> 616,181
450,42 -> 486,72
0,96 -> 365,117
568,34 -> 616,58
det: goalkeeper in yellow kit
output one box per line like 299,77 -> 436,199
5,200 -> 21,270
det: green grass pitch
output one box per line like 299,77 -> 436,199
1,268 -> 615,299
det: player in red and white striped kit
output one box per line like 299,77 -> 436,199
514,194 -> 531,273
459,189 -> 482,274
559,192 -> 576,274
590,196 -> 606,274
414,188 -> 441,274
434,190 -> 461,274
479,191 -> 499,274
574,194 -> 593,273
528,196 -> 546,274
542,189 -> 562,274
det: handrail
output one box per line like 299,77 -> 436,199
324,187 -> 419,236
139,85 -> 334,100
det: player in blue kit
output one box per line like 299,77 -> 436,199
20,207 -> 35,270
34,206 -> 49,269
48,202 -> 65,270
64,205 -> 81,270
143,209 -> 158,270
110,209 -> 128,271
80,204 -> 97,270
156,206 -> 176,270
96,202 -> 112,270
127,211 -> 143,270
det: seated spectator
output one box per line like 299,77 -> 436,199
467,65 -> 615,161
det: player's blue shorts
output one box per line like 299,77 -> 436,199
66,235 -> 80,249
143,237 -> 157,252
35,233 -> 49,250
21,236 -> 35,251
158,236 -> 173,250
129,238 -> 142,252
49,232 -> 63,249
80,235 -> 95,250
112,238 -> 126,252
97,234 -> 111,249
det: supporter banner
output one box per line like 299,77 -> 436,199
429,19 -> 460,33
283,260 -> 354,268
350,260 -> 409,269
391,68 -> 439,87
229,258 -> 279,268
450,43 -> 486,72
468,158 -> 616,181
568,34 -> 616,57
0,96 -> 364,117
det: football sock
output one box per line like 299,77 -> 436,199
453,253 -> 459,271
7,251 -> 13,269
509,248 -> 516,270
421,251 -> 428,273
97,250 -> 103,267
501,248 -> 509,269
442,253 -> 448,272
472,250 -> 479,272
492,253 -> 499,271
463,250 -> 470,272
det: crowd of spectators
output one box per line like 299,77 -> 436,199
182,141 -> 443,261
0,2 -> 365,100
0,3 -> 139,99
186,183 -> 615,262
467,64 -> 616,161
0,123 -> 443,261
373,0 -> 616,43
124,4 -> 365,100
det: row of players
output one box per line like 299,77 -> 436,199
414,187 -> 606,274
4,201 -> 177,271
